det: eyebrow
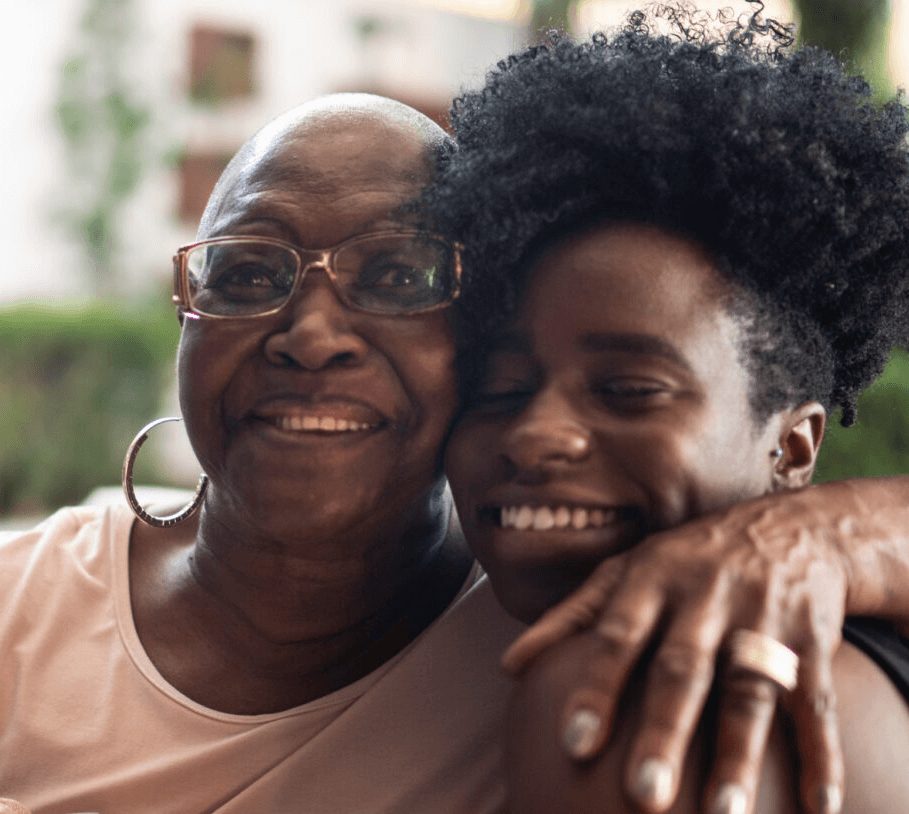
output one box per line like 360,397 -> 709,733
487,329 -> 694,373
212,214 -> 412,245
579,332 -> 694,372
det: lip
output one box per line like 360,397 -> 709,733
492,503 -> 617,531
479,486 -> 623,517
248,395 -> 390,437
472,488 -> 642,563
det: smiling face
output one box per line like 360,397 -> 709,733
446,222 -> 787,622
178,100 -> 458,547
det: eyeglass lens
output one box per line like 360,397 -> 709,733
185,234 -> 455,316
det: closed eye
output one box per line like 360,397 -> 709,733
466,380 -> 536,414
594,378 -> 671,410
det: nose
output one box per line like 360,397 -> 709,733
263,269 -> 369,371
502,391 -> 592,475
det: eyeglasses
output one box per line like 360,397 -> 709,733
172,230 -> 462,319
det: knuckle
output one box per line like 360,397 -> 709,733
725,674 -> 780,717
592,614 -> 647,654
651,641 -> 715,689
807,688 -> 838,718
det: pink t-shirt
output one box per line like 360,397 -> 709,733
0,505 -> 523,814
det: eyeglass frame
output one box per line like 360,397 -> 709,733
172,229 -> 463,320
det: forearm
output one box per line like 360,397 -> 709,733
792,477 -> 909,634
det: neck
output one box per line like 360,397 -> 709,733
129,485 -> 473,714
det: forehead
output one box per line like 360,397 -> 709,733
512,222 -> 743,379
523,222 -> 730,332
203,112 -> 434,243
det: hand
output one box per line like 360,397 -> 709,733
502,488 -> 849,814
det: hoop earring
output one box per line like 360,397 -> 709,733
122,417 -> 208,528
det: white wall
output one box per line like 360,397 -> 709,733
2,0 -> 908,306
0,1 -> 86,303
0,0 -> 523,304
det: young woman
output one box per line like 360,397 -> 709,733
424,5 -> 909,812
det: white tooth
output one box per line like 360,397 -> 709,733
533,506 -> 555,530
500,507 -> 513,528
571,507 -> 589,530
554,506 -> 571,528
303,416 -> 319,430
319,417 -> 337,431
515,506 -> 534,530
290,415 -> 306,431
336,419 -> 349,431
590,509 -> 607,527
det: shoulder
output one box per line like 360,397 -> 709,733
0,504 -> 132,618
832,637 -> 909,812
506,631 -> 909,813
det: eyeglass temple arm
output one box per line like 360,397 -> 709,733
172,252 -> 200,319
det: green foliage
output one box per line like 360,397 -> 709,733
55,0 -> 151,290
792,0 -> 892,96
0,299 -> 179,515
815,350 -> 909,481
529,0 -> 573,39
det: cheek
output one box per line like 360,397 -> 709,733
619,416 -> 769,525
603,416 -> 717,527
445,417 -> 501,503
176,323 -> 261,462
385,318 -> 459,432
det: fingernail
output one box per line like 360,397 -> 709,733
563,708 -> 601,758
632,758 -> 674,810
710,783 -> 747,814
817,784 -> 843,814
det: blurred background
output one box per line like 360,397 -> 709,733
1,0 -> 907,524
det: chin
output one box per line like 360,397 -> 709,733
489,569 -> 580,625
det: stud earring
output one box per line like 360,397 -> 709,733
771,447 -> 784,459
122,417 -> 208,528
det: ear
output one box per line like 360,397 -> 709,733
772,402 -> 826,490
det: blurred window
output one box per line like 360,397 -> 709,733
189,25 -> 256,103
178,153 -> 232,222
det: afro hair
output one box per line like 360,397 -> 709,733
421,1 -> 909,426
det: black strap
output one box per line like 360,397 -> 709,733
843,617 -> 909,701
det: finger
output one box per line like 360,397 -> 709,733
502,557 -> 625,675
558,582 -> 665,762
622,609 -> 727,813
705,669 -> 781,814
788,646 -> 844,814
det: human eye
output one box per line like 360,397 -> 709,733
593,377 -> 670,411
348,237 -> 452,310
355,252 -> 442,305
363,262 -> 431,293
202,249 -> 293,304
465,356 -> 537,415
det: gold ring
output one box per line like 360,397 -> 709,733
726,629 -> 799,693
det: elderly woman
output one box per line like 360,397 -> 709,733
1,48 -> 909,814
423,5 -> 909,814
0,95 -> 523,813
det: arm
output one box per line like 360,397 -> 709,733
818,478 -> 909,635
503,477 -> 909,814
507,627 -> 909,814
